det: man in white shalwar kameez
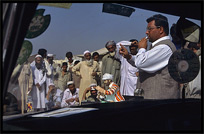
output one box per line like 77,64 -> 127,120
45,54 -> 56,94
115,40 -> 139,96
31,55 -> 47,111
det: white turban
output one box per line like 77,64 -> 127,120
35,54 -> 42,58
102,73 -> 113,80
67,81 -> 74,86
47,54 -> 54,57
83,50 -> 91,55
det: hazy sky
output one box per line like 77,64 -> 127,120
27,3 -> 201,59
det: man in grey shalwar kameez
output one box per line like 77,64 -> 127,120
101,40 -> 121,89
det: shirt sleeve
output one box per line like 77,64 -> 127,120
61,90 -> 69,107
101,56 -> 106,75
39,73 -> 46,86
28,66 -> 33,88
54,90 -> 62,103
44,59 -> 52,76
105,85 -> 117,95
72,62 -> 81,76
132,45 -> 172,73
33,70 -> 39,85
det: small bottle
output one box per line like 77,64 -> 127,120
27,95 -> 33,112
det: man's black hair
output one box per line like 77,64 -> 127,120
146,14 -> 169,35
66,52 -> 73,58
74,60 -> 80,65
129,39 -> 138,49
129,39 -> 138,42
92,52 -> 99,58
38,48 -> 47,58
170,23 -> 177,36
187,42 -> 199,50
62,62 -> 68,67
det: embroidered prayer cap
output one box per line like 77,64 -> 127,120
105,40 -> 116,48
83,50 -> 91,55
35,54 -> 42,58
102,73 -> 113,80
67,81 -> 74,86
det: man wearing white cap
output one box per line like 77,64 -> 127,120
45,83 -> 63,110
61,81 -> 79,107
30,48 -> 52,76
31,55 -> 47,111
95,73 -> 125,102
72,50 -> 99,104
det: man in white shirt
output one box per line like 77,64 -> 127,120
31,55 -> 47,112
45,83 -> 63,110
30,49 -> 52,97
61,81 -> 79,107
115,40 -> 139,96
119,14 -> 180,99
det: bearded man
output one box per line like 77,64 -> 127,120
101,40 -> 121,89
72,50 -> 99,104
31,55 -> 47,112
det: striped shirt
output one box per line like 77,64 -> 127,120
105,82 -> 125,102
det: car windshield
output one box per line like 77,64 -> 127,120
3,2 -> 201,119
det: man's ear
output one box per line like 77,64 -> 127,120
159,26 -> 164,34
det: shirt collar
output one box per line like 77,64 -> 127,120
152,36 -> 170,47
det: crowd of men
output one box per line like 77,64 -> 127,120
7,14 -> 201,114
